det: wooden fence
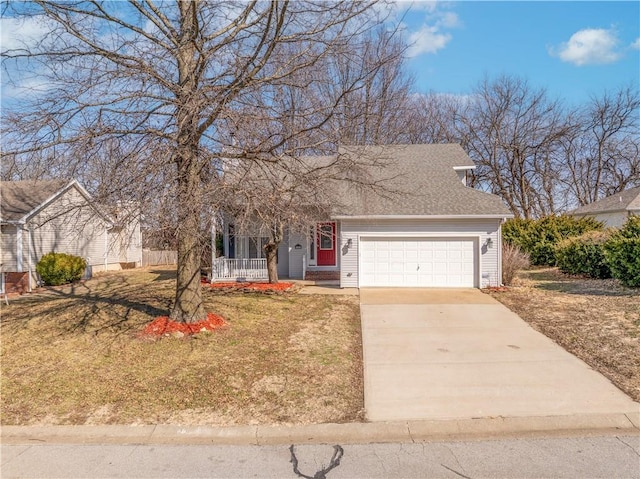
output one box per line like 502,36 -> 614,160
142,249 -> 177,267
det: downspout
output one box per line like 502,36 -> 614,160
498,218 -> 505,286
27,227 -> 33,292
211,216 -> 216,284
104,228 -> 108,271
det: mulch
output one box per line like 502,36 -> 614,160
140,313 -> 226,338
202,281 -> 295,292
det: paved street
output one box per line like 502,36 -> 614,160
2,434 -> 639,478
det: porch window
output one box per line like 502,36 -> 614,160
237,236 -> 269,259
228,224 -> 236,258
248,237 -> 259,258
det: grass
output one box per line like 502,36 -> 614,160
488,267 -> 640,402
0,267 -> 363,426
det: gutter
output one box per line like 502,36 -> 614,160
331,214 -> 515,220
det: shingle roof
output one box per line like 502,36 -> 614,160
571,186 -> 640,215
331,144 -> 511,217
0,179 -> 70,222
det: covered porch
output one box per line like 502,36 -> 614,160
211,220 -> 340,282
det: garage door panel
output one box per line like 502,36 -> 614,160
360,237 -> 477,288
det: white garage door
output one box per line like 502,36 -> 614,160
359,237 -> 477,287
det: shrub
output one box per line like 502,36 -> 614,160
502,215 -> 603,266
502,243 -> 530,286
36,252 -> 87,286
604,217 -> 640,287
555,230 -> 612,279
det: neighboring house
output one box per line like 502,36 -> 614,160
0,179 -> 142,293
569,186 -> 640,228
217,144 -> 513,288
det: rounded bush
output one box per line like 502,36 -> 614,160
555,230 -> 612,279
36,252 -> 87,286
604,217 -> 640,287
503,215 -> 603,266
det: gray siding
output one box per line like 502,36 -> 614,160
288,231 -> 306,279
277,229 -> 289,278
339,218 -> 502,288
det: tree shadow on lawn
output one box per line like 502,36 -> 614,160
525,269 -> 638,298
2,277 -> 171,338
148,269 -> 178,282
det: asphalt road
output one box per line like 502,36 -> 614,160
2,434 -> 639,478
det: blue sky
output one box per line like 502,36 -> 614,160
397,1 -> 640,105
1,1 -> 638,108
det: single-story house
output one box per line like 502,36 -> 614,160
569,186 -> 640,228
217,144 -> 513,288
0,179 -> 142,293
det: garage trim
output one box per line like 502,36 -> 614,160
357,233 -> 482,288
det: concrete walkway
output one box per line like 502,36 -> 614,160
360,288 -> 640,422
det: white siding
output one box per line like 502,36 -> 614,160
106,218 -> 142,267
1,225 -> 19,271
28,186 -> 110,269
339,218 -> 502,288
592,212 -> 629,229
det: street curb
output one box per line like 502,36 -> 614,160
2,412 -> 638,446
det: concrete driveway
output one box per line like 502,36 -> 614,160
360,288 -> 639,422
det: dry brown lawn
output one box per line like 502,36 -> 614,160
488,268 -> 640,402
0,267 -> 363,426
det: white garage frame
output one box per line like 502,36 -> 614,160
357,233 -> 482,288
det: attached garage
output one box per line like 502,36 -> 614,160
359,236 -> 478,287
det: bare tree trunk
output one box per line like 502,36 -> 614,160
170,151 -> 206,322
265,244 -> 279,284
264,223 -> 284,284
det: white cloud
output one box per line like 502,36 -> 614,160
631,38 -> 640,50
551,28 -> 621,66
0,16 -> 50,52
397,2 -> 460,57
407,25 -> 451,56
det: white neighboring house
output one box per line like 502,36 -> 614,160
217,144 -> 514,288
0,179 -> 142,293
569,186 -> 640,228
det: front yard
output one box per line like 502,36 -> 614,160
0,267 -> 363,426
488,268 -> 640,402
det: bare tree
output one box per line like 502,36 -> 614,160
1,0 -> 388,322
457,75 -> 570,218
562,86 -> 640,206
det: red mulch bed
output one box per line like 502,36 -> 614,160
203,281 -> 294,292
141,313 -> 226,338
483,286 -> 510,292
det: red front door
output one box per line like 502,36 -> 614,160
316,222 -> 336,266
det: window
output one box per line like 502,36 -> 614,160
319,224 -> 333,250
246,236 -> 269,259
228,224 -> 235,258
309,228 -> 315,261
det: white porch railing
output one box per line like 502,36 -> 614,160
211,257 -> 268,281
